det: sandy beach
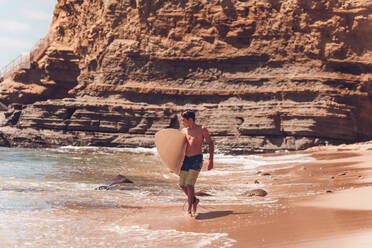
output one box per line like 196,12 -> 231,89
1,144 -> 372,247
119,142 -> 372,247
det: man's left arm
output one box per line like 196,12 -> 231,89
202,126 -> 214,170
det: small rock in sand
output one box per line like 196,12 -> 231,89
243,189 -> 268,197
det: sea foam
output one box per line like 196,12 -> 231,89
108,225 -> 236,248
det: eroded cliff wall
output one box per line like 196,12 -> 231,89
0,0 -> 371,154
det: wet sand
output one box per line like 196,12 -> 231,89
121,142 -> 372,247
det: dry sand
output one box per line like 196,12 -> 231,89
123,142 -> 372,247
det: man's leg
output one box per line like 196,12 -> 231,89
180,186 -> 188,196
186,185 -> 199,216
179,170 -> 192,213
180,186 -> 192,213
179,171 -> 188,197
186,169 -> 200,216
186,185 -> 195,213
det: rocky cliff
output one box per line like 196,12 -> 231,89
0,0 -> 371,154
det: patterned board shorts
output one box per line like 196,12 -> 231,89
179,154 -> 203,187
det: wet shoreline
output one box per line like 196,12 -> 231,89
2,144 -> 372,247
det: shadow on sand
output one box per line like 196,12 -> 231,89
196,210 -> 251,220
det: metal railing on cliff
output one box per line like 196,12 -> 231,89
0,53 -> 31,80
0,31 -> 55,81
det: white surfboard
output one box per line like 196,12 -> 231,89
155,129 -> 186,175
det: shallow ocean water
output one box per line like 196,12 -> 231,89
0,147 -> 314,247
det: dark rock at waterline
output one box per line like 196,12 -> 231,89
0,132 -> 10,147
95,174 -> 133,190
243,189 -> 268,197
106,174 -> 133,185
96,185 -> 110,190
95,185 -> 135,191
96,185 -> 133,191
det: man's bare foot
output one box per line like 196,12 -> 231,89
187,203 -> 192,216
191,197 -> 199,217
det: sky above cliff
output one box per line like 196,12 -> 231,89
0,0 -> 57,69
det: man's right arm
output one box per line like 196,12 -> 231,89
202,126 -> 214,170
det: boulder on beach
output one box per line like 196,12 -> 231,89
106,174 -> 134,185
95,174 -> 134,190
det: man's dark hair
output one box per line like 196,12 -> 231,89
181,110 -> 195,121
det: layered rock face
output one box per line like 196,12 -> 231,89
0,0 -> 371,154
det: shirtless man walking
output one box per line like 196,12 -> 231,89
179,110 -> 214,217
